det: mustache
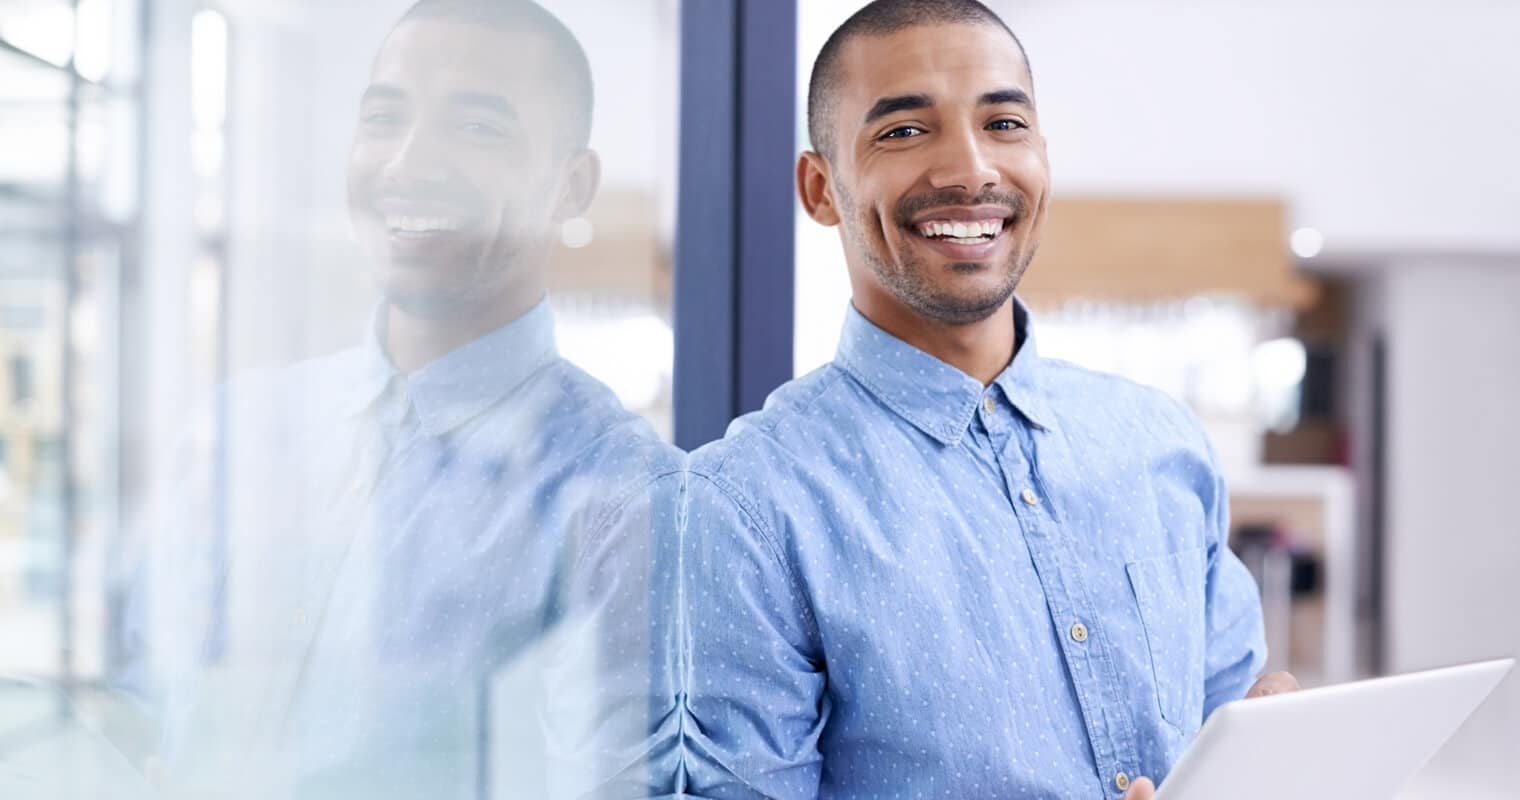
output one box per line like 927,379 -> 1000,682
892,188 -> 1026,228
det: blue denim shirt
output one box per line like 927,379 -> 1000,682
679,300 -> 1267,799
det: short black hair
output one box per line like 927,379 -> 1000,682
806,0 -> 1030,160
398,0 -> 595,150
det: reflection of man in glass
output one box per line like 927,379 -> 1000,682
349,0 -> 597,370
129,1 -> 676,797
673,1 -> 1293,798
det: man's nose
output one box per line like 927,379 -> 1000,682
927,126 -> 999,195
382,123 -> 450,184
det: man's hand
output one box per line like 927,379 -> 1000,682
1122,671 -> 1301,798
1245,670 -> 1301,698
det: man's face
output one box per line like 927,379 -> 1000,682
811,22 -> 1050,325
347,18 -> 575,318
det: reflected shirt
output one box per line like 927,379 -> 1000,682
679,300 -> 1267,799
147,297 -> 678,798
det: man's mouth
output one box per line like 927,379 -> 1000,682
384,213 -> 467,239
913,217 -> 1007,245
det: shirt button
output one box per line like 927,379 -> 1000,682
1021,488 -> 1040,506
1071,622 -> 1089,643
1115,771 -> 1130,791
982,396 -> 996,414
293,608 -> 308,626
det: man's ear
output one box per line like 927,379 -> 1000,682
552,148 -> 602,223
797,150 -> 841,227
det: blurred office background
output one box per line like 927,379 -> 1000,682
2,0 -> 1518,797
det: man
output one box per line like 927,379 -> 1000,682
123,2 -> 678,796
678,1 -> 1295,797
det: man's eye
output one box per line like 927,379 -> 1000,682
881,125 -> 925,140
461,121 -> 506,138
988,119 -> 1028,131
362,111 -> 399,126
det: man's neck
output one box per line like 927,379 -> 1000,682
854,294 -> 1018,386
384,290 -> 542,374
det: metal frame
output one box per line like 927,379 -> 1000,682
673,0 -> 798,450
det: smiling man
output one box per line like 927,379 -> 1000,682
678,1 -> 1290,797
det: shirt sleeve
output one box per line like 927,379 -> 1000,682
1198,432 -> 1270,718
541,468 -> 689,799
679,471 -> 829,800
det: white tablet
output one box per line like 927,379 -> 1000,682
1154,658 -> 1514,800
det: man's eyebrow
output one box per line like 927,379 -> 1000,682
980,88 -> 1033,108
861,88 -> 1033,127
360,84 -> 405,104
863,93 -> 933,126
447,91 -> 518,118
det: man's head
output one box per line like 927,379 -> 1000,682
799,0 -> 1050,327
347,0 -> 599,320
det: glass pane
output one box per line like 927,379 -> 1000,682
38,1 -> 683,795
0,51 -> 70,190
0,0 -> 77,70
0,38 -> 71,101
0,1 -> 138,795
0,275 -> 66,673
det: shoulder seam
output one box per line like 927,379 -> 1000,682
707,367 -> 848,475
685,469 -> 815,622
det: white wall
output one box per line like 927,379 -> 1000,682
1004,0 -> 1520,255
1379,258 -> 1520,799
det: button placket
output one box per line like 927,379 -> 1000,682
1001,439 -> 1133,790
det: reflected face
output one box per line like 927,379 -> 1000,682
825,23 -> 1050,324
347,18 -> 575,318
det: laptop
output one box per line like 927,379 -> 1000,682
1154,658 -> 1515,800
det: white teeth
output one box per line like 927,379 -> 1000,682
916,218 -> 1005,241
385,214 -> 463,233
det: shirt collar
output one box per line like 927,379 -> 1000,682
343,296 -> 560,437
991,298 -> 1056,433
833,296 -> 1055,446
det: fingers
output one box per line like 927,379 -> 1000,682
1246,670 -> 1302,699
1122,776 -> 1156,800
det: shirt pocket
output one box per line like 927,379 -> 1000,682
1125,547 -> 1208,731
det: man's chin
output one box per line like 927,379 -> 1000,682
902,275 -> 1020,326
374,272 -> 474,321
915,293 -> 1014,325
